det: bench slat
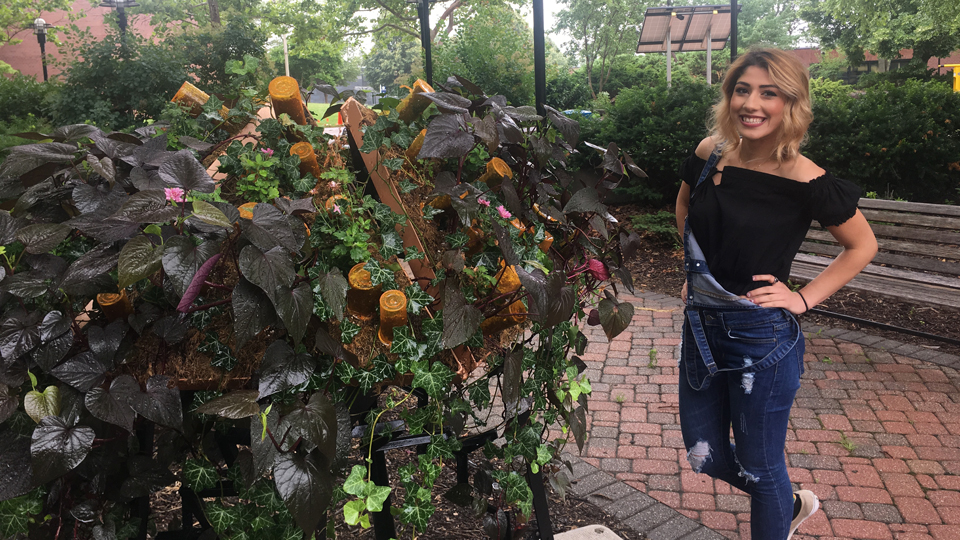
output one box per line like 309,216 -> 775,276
805,230 -> 960,262
865,223 -> 960,245
798,241 -> 960,276
859,209 -> 960,230
858,198 -> 960,218
791,259 -> 960,309
794,253 -> 960,288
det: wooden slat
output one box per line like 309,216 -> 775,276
797,242 -> 960,276
867,223 -> 960,245
794,253 -> 960,288
790,260 -> 960,309
806,230 -> 960,261
858,198 -> 960,218
859,209 -> 960,230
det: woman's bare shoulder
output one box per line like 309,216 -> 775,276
694,136 -> 722,160
785,155 -> 827,183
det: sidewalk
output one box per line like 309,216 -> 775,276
564,291 -> 960,540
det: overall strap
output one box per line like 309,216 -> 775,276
693,143 -> 724,192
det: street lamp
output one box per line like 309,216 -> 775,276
99,0 -> 140,39
33,18 -> 55,82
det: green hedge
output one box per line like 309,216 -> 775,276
576,77 -> 960,205
806,79 -> 960,203
0,74 -> 55,123
577,81 -> 717,204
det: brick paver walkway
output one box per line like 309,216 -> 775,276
566,291 -> 960,540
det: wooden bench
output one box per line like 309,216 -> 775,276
790,198 -> 960,309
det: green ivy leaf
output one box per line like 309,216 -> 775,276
366,484 -> 391,512
422,205 -> 442,220
343,465 -> 366,496
343,499 -> 365,526
362,260 -> 393,287
184,458 -> 219,492
412,361 -> 453,400
206,501 -> 238,534
403,246 -> 425,261
379,230 -> 404,259
399,179 -> 418,194
339,318 -> 361,344
404,285 -> 434,313
383,158 -> 405,171
0,489 -> 44,538
118,235 -> 163,289
398,495 -> 435,532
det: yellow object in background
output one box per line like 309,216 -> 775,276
944,64 -> 960,92
378,290 -> 409,346
406,129 -> 428,160
397,80 -> 435,123
171,81 -> 239,134
268,76 -> 307,125
290,142 -> 322,180
478,157 -> 513,187
346,263 -> 381,321
97,290 -> 133,323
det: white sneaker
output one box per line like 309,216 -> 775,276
787,490 -> 819,540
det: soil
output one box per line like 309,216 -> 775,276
610,204 -> 960,357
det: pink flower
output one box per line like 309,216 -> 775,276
497,205 -> 511,219
333,204 -> 342,214
261,148 -> 274,157
164,187 -> 186,203
587,259 -> 610,281
478,197 -> 490,207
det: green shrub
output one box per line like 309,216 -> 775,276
0,74 -> 56,123
806,79 -> 960,203
630,210 -> 680,246
0,115 -> 53,161
591,81 -> 717,204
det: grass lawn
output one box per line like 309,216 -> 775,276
306,102 -> 341,127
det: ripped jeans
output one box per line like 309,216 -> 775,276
679,307 -> 803,540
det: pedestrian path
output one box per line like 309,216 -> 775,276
564,291 -> 960,540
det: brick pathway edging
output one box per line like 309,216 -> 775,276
564,291 -> 960,540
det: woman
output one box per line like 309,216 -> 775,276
674,48 -> 877,539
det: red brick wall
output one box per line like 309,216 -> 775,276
0,0 -> 155,80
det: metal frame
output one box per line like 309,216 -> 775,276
636,4 -> 737,86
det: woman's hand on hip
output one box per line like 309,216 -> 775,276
681,280 -> 688,305
745,275 -> 807,314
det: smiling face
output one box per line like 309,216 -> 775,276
729,65 -> 786,143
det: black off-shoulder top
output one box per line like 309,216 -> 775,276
679,153 -> 861,296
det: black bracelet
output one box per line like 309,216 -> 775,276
798,291 -> 810,312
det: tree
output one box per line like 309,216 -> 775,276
269,40 -> 345,87
364,38 -> 421,92
433,5 -> 537,105
737,0 -> 800,49
554,0 -> 653,99
801,0 -> 960,66
0,0 -> 76,73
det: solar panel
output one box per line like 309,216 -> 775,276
636,5 -> 734,54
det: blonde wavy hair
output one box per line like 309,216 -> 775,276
709,48 -> 813,163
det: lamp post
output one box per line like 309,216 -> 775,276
99,0 -> 140,40
33,18 -> 55,82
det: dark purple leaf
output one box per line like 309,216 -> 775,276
274,451 -> 333,535
158,150 -> 215,193
0,309 -> 42,361
239,204 -> 299,253
587,309 -> 600,326
602,142 -> 625,176
16,223 -> 70,255
314,326 -> 346,361
420,114 -> 475,159
196,389 -> 260,419
278,393 -> 337,460
0,270 -> 49,299
50,352 -> 111,392
568,405 -> 587,453
232,277 -> 278,350
33,332 -> 73,371
490,221 -> 520,266
84,374 -> 139,432
317,269 -> 348,321
0,210 -> 26,245
614,266 -> 635,295
60,244 -> 118,295
620,231 -> 642,261
176,253 -> 222,313
0,435 -> 34,501
117,235 -> 163,289
65,214 -> 140,243
116,190 -> 165,220
563,187 -> 601,214
152,315 -> 189,344
119,455 -> 176,500
421,92 -> 471,114
0,383 -> 17,424
274,197 -> 317,216
273,282 -> 313,346
51,124 -> 101,143
162,237 -> 218,298
239,246 -> 294,301
502,347 -> 523,411
544,105 -> 580,149
475,114 -> 499,153
621,150 -> 647,178
0,142 -> 77,179
440,277 -> 482,349
177,136 -> 214,154
131,375 -> 182,430
87,320 -> 129,364
31,416 -> 95,484
598,297 -> 634,341
258,341 -> 316,398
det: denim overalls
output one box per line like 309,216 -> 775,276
678,147 -> 805,540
